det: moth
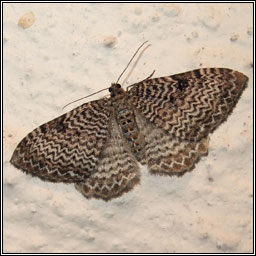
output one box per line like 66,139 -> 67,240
10,44 -> 248,201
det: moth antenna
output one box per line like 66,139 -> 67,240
116,41 -> 151,84
126,70 -> 156,91
62,87 -> 109,110
63,41 -> 150,110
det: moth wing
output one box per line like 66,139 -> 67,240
135,110 -> 209,176
10,99 -> 111,183
128,68 -> 248,141
75,115 -> 140,200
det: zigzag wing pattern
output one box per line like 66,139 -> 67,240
128,68 -> 248,141
10,66 -> 248,200
75,114 -> 140,200
10,99 -> 110,183
135,111 -> 209,176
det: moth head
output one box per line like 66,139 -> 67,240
109,83 -> 124,97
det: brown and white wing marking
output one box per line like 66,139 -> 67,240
10,67 -> 249,198
10,99 -> 110,183
135,111 -> 209,176
75,115 -> 140,201
128,68 -> 248,141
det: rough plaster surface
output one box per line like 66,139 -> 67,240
3,3 -> 253,253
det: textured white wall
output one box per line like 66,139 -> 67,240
3,3 -> 253,253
